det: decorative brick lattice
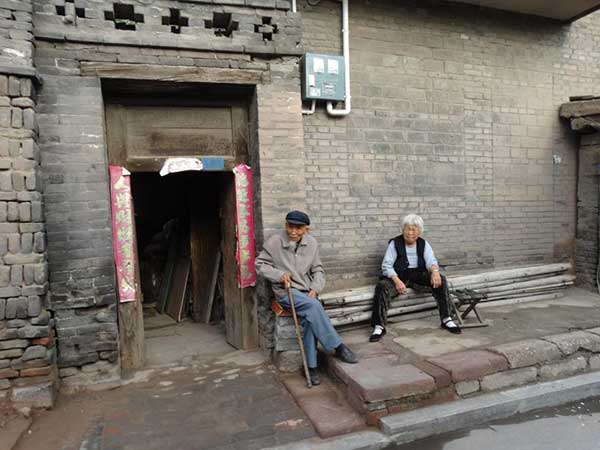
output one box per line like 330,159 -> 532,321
104,3 -> 144,31
34,0 -> 301,56
204,12 -> 239,37
162,8 -> 189,34
54,0 -> 84,18
254,16 -> 278,41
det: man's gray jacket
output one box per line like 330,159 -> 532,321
255,231 -> 326,299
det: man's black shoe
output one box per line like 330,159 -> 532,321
335,343 -> 358,364
306,367 -> 320,386
369,327 -> 386,342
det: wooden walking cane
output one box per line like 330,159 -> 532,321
287,285 -> 312,388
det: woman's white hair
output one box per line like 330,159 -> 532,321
402,214 -> 424,234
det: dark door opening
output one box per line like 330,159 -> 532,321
130,171 -> 235,365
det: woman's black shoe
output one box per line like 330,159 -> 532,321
441,319 -> 462,334
369,327 -> 386,342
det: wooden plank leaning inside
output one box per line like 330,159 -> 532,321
165,257 -> 191,323
204,251 -> 222,324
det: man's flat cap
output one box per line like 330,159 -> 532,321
285,210 -> 310,226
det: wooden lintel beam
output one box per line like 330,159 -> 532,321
80,62 -> 266,85
560,99 -> 600,119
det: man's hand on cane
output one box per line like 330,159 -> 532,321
280,273 -> 318,300
280,273 -> 292,288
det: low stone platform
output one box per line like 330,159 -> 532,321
312,288 -> 600,427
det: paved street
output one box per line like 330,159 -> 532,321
388,396 -> 600,450
14,350 -> 316,450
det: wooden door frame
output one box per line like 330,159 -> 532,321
104,90 -> 258,363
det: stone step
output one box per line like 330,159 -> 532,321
324,328 -> 600,428
326,351 -> 456,425
281,373 -> 366,438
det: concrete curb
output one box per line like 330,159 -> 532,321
264,371 -> 600,450
383,371 -> 600,444
261,430 -> 391,450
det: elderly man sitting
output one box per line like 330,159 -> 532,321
369,214 -> 461,342
256,210 -> 358,386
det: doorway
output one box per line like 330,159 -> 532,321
130,171 -> 234,366
103,80 -> 258,368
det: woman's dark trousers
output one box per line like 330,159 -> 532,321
370,269 -> 451,327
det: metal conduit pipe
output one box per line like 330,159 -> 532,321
326,0 -> 351,117
302,99 -> 316,115
292,0 -> 297,13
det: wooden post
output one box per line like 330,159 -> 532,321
116,203 -> 145,371
118,300 -> 145,369
109,166 -> 144,370
222,174 -> 258,349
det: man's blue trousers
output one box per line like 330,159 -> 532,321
279,289 -> 342,369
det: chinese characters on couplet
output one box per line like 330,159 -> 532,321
109,166 -> 137,303
233,164 -> 256,288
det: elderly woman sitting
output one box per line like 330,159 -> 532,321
370,214 -> 461,342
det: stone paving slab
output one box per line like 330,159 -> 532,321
542,330 -> 600,355
426,350 -> 508,383
413,360 -> 452,389
586,327 -> 600,336
480,367 -> 538,392
488,339 -> 562,369
330,355 -> 436,403
0,414 -> 31,450
350,343 -> 398,361
539,355 -> 588,380
281,374 -> 365,438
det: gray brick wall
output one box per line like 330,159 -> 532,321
299,0 -> 597,289
0,0 -> 33,68
0,0 -> 55,407
252,57 -> 307,350
34,42 -> 120,386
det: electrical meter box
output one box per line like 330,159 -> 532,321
301,53 -> 346,101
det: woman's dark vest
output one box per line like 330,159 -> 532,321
391,235 -> 426,273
